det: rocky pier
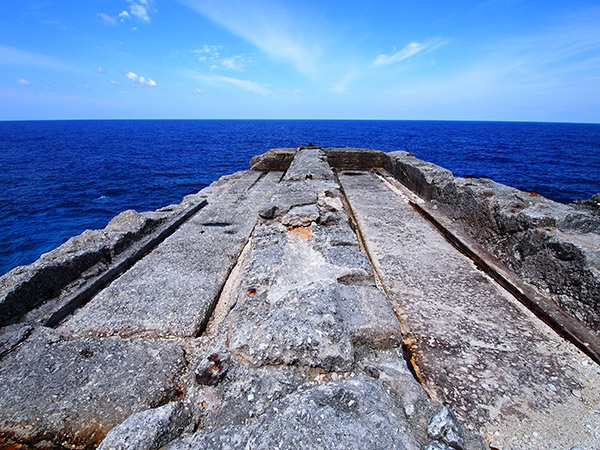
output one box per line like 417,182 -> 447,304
0,146 -> 599,450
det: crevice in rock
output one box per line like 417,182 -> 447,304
43,199 -> 209,329
194,222 -> 258,339
247,171 -> 268,190
374,168 -> 600,366
333,170 -> 428,389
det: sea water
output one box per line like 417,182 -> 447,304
1,119 -> 599,275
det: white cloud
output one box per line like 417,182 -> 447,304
129,3 -> 150,22
221,55 -> 249,71
97,66 -> 106,74
193,88 -> 203,94
193,46 -> 252,71
97,13 -> 117,26
17,78 -> 30,85
125,71 -> 157,86
193,45 -> 222,62
127,0 -> 151,22
373,42 -> 427,67
119,1 -> 153,23
178,0 -> 320,77
110,79 -> 120,85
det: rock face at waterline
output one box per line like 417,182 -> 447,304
0,146 -> 598,450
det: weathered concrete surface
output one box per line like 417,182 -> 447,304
59,171 -> 281,339
339,169 -> 600,449
385,150 -> 600,336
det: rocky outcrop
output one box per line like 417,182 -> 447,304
0,146 -> 598,450
385,150 -> 600,336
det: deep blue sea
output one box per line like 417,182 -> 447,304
1,119 -> 599,276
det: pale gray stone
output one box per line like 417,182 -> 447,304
281,204 -> 320,227
338,169 -> 592,437
385,150 -> 600,334
98,402 -> 193,450
427,406 -> 465,450
0,328 -> 186,448
59,171 -> 282,339
246,377 -> 421,450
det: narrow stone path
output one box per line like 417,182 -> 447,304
338,169 -> 600,450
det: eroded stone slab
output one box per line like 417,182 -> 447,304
59,171 -> 282,339
339,170 -> 600,449
0,328 -> 186,449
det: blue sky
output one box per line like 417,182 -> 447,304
1,0 -> 599,122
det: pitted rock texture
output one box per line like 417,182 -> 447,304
59,171 -> 282,339
0,328 -> 186,449
157,148 -> 484,449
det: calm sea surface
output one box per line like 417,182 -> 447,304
1,119 -> 599,276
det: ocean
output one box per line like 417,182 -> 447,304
1,119 -> 599,276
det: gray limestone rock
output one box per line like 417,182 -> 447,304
0,194 -> 209,327
339,169 -> 597,449
228,282 -> 357,371
385,150 -> 600,335
283,147 -> 334,182
97,402 -> 193,450
249,147 -> 296,171
0,323 -> 32,357
59,171 -> 281,339
0,328 -> 186,448
427,406 -> 465,450
323,147 -> 386,170
281,204 -> 320,227
246,377 -> 421,450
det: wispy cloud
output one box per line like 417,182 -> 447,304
186,71 -> 272,95
373,42 -> 426,67
16,78 -> 30,86
193,45 -> 253,71
193,45 -> 222,62
178,0 -> 321,77
372,42 -> 430,67
110,79 -> 120,86
97,13 -> 117,26
125,71 -> 157,86
97,66 -> 106,74
221,55 -> 251,71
